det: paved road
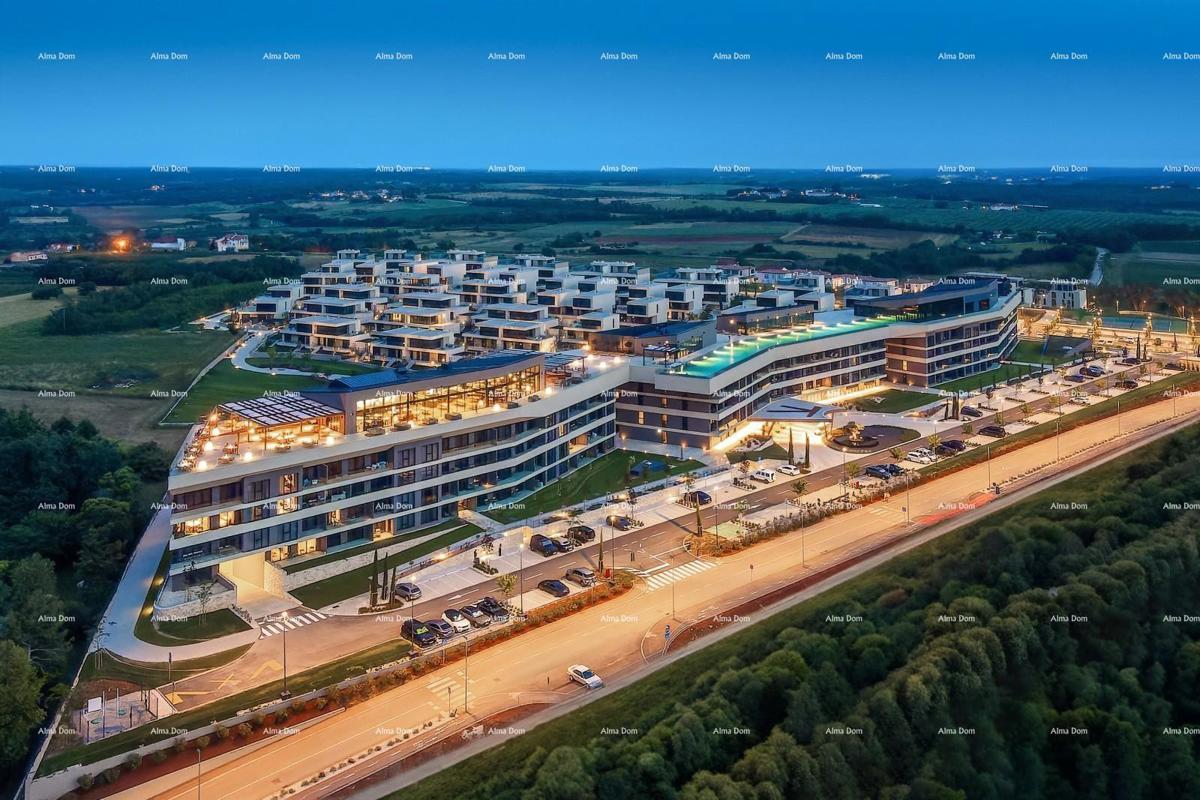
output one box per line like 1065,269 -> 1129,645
107,385 -> 1200,800
160,359 -> 1169,709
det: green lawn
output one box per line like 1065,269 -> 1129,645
289,525 -> 483,609
0,319 -> 234,395
283,520 -> 481,574
1009,339 -> 1079,365
81,644 -> 254,688
244,355 -> 379,375
164,359 -> 322,422
850,389 -> 938,414
145,609 -> 252,645
482,449 -> 705,524
727,443 -> 789,464
934,362 -> 1038,394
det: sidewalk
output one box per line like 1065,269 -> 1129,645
99,506 -> 261,662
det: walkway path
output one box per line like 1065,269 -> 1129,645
98,506 -> 261,662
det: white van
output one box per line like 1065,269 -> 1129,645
750,468 -> 776,483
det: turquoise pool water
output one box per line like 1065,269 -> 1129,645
668,316 -> 898,378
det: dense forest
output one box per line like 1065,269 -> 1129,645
411,425 -> 1200,800
40,255 -> 299,335
0,410 -> 167,787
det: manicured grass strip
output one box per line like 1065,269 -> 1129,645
727,443 -> 789,464
920,371 -> 1200,480
484,449 -> 705,523
290,526 -> 484,609
283,520 -> 482,574
41,639 -> 411,775
151,609 -> 252,644
164,359 -> 321,422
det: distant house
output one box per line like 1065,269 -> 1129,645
151,237 -> 188,251
9,250 -> 48,263
214,233 -> 250,253
47,243 -> 78,253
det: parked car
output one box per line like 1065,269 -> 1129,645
442,608 -> 470,633
393,582 -> 421,601
1064,374 -> 1089,383
553,537 -> 576,552
568,664 -> 604,689
1165,362 -> 1184,371
477,597 -> 511,623
933,443 -> 961,458
960,405 -> 983,418
565,567 -> 596,587
882,463 -> 905,477
606,514 -> 638,530
1119,357 -> 1139,365
864,465 -> 894,480
528,533 -> 559,557
680,490 -> 713,507
978,425 -> 1008,438
938,439 -> 967,453
778,464 -> 801,476
1081,365 -> 1107,378
905,449 -> 934,465
750,468 -> 777,483
567,524 -> 596,543
425,619 -> 455,640
459,605 -> 491,628
1116,380 -> 1138,389
400,619 -> 437,648
538,579 -> 571,598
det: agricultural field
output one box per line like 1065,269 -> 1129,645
780,222 -> 957,248
1106,248 -> 1200,287
0,319 -> 233,395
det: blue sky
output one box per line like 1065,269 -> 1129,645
4,0 -> 1198,168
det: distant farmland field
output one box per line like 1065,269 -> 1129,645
1107,249 -> 1200,287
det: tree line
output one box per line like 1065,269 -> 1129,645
0,410 -> 168,787
40,255 -> 299,335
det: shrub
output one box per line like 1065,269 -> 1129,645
102,766 -> 122,784
314,696 -> 328,711
252,713 -> 266,728
236,723 -> 253,738
214,722 -> 230,740
172,737 -> 188,754
31,284 -> 63,300
77,774 -> 94,791
151,749 -> 169,764
291,698 -> 305,714
193,735 -> 212,750
125,752 -> 143,770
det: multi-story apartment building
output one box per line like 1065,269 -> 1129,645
234,282 -> 305,325
615,279 -> 1019,448
663,283 -> 704,320
667,266 -> 741,308
620,284 -> 669,326
465,303 -> 560,353
165,351 -> 622,598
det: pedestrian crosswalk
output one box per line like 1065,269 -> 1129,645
642,559 -> 716,591
259,610 -> 327,637
425,671 -> 475,712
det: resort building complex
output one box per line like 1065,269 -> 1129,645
167,253 -> 1023,612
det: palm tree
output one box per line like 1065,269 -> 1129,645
792,478 -> 808,499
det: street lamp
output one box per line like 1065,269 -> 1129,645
196,749 -> 202,800
277,611 -> 290,698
